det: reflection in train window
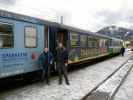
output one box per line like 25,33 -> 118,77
80,35 -> 87,47
0,22 -> 13,48
70,32 -> 79,47
88,36 -> 98,48
25,26 -> 37,48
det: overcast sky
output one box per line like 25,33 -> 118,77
0,0 -> 133,32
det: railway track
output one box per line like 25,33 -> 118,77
81,56 -> 133,100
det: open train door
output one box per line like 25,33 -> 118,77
48,26 -> 68,71
48,26 -> 57,56
56,29 -> 68,47
44,26 -> 57,54
44,26 -> 49,48
48,26 -> 68,56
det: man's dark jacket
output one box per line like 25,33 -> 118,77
56,48 -> 68,63
38,52 -> 53,69
120,47 -> 125,53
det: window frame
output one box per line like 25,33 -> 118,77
70,32 -> 79,47
88,36 -> 98,48
24,26 -> 38,48
0,21 -> 14,49
80,34 -> 88,47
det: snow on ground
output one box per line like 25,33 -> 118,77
0,52 -> 132,100
113,58 -> 133,100
94,59 -> 133,96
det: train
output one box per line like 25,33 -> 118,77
0,9 -> 123,79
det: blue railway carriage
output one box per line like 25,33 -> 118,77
0,10 -> 46,78
0,10 -> 123,79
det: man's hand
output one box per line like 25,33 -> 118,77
65,63 -> 68,67
50,60 -> 53,64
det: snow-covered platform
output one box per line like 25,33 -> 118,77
0,52 -> 132,100
85,55 -> 133,100
113,56 -> 133,100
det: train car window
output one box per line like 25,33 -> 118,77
88,36 -> 93,47
25,27 -> 37,48
111,40 -> 119,46
99,39 -> 106,47
88,36 -> 97,48
80,35 -> 87,47
0,22 -> 13,48
105,40 -> 110,47
70,32 -> 79,47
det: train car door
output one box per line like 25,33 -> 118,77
56,29 -> 68,47
44,26 -> 49,48
48,27 -> 57,56
48,27 -> 68,56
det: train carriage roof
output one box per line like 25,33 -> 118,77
0,9 -> 122,41
54,24 -> 114,39
0,9 -> 57,26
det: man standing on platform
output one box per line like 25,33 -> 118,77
56,43 -> 70,85
39,48 -> 53,85
120,46 -> 125,56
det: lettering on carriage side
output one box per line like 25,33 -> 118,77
3,63 -> 24,68
0,52 -> 28,61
